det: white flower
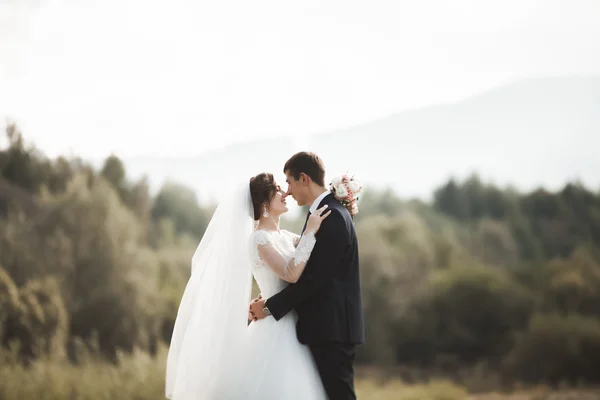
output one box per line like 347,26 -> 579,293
335,184 -> 348,198
348,180 -> 361,193
331,176 -> 342,187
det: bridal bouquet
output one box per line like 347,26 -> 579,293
329,173 -> 363,215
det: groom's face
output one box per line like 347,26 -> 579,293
284,171 -> 308,206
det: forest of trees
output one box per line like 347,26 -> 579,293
2,124 -> 600,387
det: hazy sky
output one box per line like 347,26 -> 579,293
1,0 -> 599,159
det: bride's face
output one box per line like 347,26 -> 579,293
267,184 -> 289,216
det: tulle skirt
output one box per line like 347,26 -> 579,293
213,312 -> 327,400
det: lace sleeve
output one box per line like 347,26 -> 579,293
285,230 -> 301,247
255,232 -> 317,283
252,230 -> 271,246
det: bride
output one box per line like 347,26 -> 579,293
165,172 -> 349,399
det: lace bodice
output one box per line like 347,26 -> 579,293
250,229 -> 315,298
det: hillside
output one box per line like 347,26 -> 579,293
122,75 -> 600,204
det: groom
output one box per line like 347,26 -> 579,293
250,152 -> 365,400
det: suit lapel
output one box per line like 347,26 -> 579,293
301,211 -> 310,235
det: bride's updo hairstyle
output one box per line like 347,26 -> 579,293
249,173 -> 277,221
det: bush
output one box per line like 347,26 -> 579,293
395,264 -> 535,366
0,266 -> 19,342
505,313 -> 600,384
1,275 -> 68,362
542,246 -> 600,317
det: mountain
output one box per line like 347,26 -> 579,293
121,75 -> 600,205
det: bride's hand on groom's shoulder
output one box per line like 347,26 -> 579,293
305,205 -> 331,235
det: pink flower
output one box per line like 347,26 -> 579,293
329,172 -> 364,212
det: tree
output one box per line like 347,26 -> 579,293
542,246 -> 600,317
396,264 -> 535,366
0,266 -> 68,362
151,181 -> 209,240
1,124 -> 50,193
1,173 -> 161,359
434,179 -> 470,220
472,219 -> 519,267
100,155 -> 126,191
506,313 -> 600,384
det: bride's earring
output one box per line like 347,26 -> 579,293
263,205 -> 269,218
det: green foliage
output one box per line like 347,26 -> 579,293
151,181 -> 210,240
471,219 -> 520,267
43,175 -> 162,358
0,128 -> 200,361
0,347 -> 168,400
100,155 -> 126,189
0,124 -> 49,193
3,125 -> 600,388
354,187 -> 406,219
100,155 -> 151,223
541,246 -> 600,317
0,345 -> 476,400
392,264 -> 535,368
1,268 -> 68,362
0,265 -> 19,306
433,175 -> 518,221
434,179 -> 470,219
356,210 -> 466,365
506,313 -> 600,384
154,244 -> 196,342
433,176 -> 600,262
432,265 -> 534,361
0,265 -> 19,342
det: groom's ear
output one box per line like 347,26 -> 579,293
299,172 -> 310,186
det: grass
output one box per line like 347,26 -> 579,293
0,348 -> 165,400
1,346 -> 599,400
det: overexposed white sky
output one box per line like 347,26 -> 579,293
1,0 -> 599,158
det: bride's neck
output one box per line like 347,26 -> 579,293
257,216 -> 280,232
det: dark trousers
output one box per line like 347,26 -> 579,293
309,343 -> 357,400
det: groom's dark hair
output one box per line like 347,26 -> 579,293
284,152 -> 326,187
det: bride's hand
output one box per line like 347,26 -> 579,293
305,205 -> 331,235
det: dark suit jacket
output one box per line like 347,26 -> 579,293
266,193 -> 365,345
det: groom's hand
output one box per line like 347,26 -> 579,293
249,298 -> 267,321
346,199 -> 359,216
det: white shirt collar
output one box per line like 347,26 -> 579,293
309,190 -> 331,214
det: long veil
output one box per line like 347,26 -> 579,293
165,182 -> 254,399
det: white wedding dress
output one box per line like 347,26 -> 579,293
165,183 -> 327,400
219,229 -> 327,399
